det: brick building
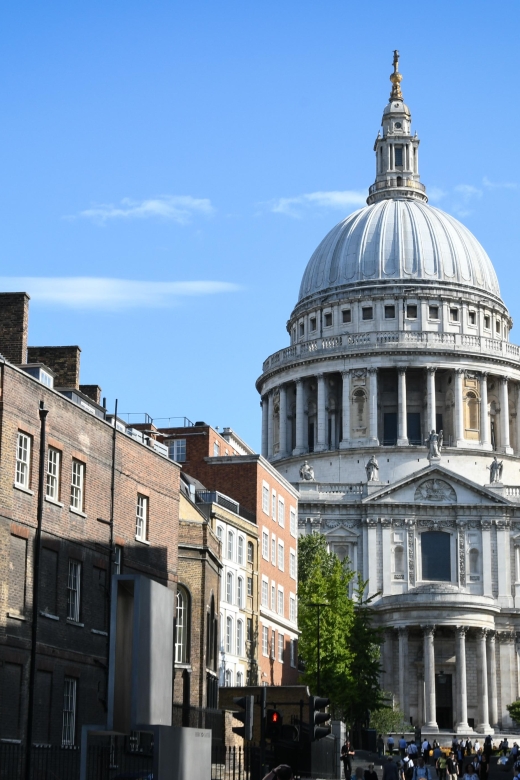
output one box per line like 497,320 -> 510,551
0,293 -> 180,747
157,422 -> 300,686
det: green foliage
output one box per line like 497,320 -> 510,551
370,694 -> 409,734
297,535 -> 384,728
507,700 -> 520,724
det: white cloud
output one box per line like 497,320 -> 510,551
72,195 -> 215,225
454,184 -> 483,200
483,176 -> 518,190
0,277 -> 240,310
427,186 -> 447,203
269,190 -> 366,218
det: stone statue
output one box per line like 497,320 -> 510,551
299,460 -> 315,481
487,455 -> 503,483
365,455 -> 379,482
438,430 -> 444,452
425,429 -> 441,459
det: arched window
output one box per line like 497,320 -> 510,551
237,620 -> 243,656
469,548 -> 480,575
175,587 -> 190,664
238,536 -> 244,565
394,546 -> 404,574
226,617 -> 233,653
227,531 -> 234,560
226,572 -> 234,603
225,669 -> 233,687
247,541 -> 254,563
237,671 -> 243,687
421,531 -> 451,582
466,391 -> 479,431
237,577 -> 244,608
352,388 -> 367,431
216,526 -> 223,543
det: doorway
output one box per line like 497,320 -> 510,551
407,413 -> 422,444
435,672 -> 453,729
383,413 -> 397,445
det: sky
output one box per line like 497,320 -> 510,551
0,1 -> 519,450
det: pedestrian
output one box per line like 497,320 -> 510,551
412,757 -> 432,780
403,757 -> 414,780
465,739 -> 472,757
455,746 -> 464,776
437,752 -> 447,780
341,739 -> 355,780
388,735 -> 395,755
408,743 -> 419,759
446,752 -> 459,780
365,763 -> 379,780
462,763 -> 478,780
503,739 -> 509,757
262,766 -> 293,780
422,739 -> 430,763
383,757 -> 400,780
433,745 -> 442,765
399,736 -> 408,758
356,767 -> 365,780
377,734 -> 385,758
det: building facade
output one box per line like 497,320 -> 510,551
257,54 -> 520,732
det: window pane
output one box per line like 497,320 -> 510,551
421,531 -> 451,581
15,433 -> 30,488
70,461 -> 84,510
62,678 -> 77,746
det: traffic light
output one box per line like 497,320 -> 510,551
266,708 -> 283,740
231,695 -> 254,741
309,696 -> 331,741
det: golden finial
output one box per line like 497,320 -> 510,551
389,49 -> 403,101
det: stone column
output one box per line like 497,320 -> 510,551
455,626 -> 469,731
476,628 -> 491,732
397,368 -> 409,445
487,631 -> 499,729
340,370 -> 351,448
293,379 -> 306,455
516,384 -> 520,456
267,389 -> 274,458
496,519 -> 513,607
316,373 -> 326,451
398,627 -> 409,718
500,376 -> 514,454
368,368 -> 379,445
422,625 -> 438,730
480,372 -> 491,449
481,521 -> 493,598
278,384 -> 287,458
454,368 -> 465,446
426,367 -> 437,433
261,395 -> 268,457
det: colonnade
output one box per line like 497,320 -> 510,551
390,625 -> 505,732
261,366 -> 520,458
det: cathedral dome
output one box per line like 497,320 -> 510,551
298,199 -> 501,303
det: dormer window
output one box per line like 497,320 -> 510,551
394,146 -> 403,167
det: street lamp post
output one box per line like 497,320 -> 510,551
308,602 -> 329,696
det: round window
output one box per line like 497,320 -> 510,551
395,122 -> 402,129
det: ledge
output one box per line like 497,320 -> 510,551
7,612 -> 26,621
91,628 -> 108,636
39,611 -> 59,621
13,483 -> 34,496
69,507 -> 87,519
66,619 -> 85,628
45,496 -> 64,508
135,536 -> 150,545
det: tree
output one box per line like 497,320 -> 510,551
369,693 -> 409,735
507,700 -> 520,725
297,535 -> 355,709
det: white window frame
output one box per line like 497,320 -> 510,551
237,670 -> 243,686
225,668 -> 232,687
272,490 -> 277,521
216,525 -> 223,543
270,631 -> 276,659
261,578 -> 269,607
226,572 -> 234,604
46,447 -> 61,501
227,530 -> 234,560
237,619 -> 243,656
175,588 -> 188,663
67,559 -> 81,622
262,625 -> 268,656
290,548 -> 296,579
213,441 -> 220,457
277,588 -> 284,617
169,438 -> 186,462
278,498 -> 285,528
247,541 -> 254,563
262,482 -> 269,515
278,540 -> 284,571
237,576 -> 244,608
271,582 -> 275,611
70,460 -> 85,512
226,616 -> 233,653
271,535 -> 276,565
62,677 -> 77,746
135,494 -> 148,541
290,508 -> 297,537
247,576 -> 253,597
15,432 -> 31,489
290,639 -> 297,668
238,535 -> 244,565
262,529 -> 269,560
290,593 -> 297,623
278,633 -> 284,663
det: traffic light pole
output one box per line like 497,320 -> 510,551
260,686 -> 267,777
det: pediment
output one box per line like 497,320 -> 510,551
321,522 -> 359,541
362,465 -> 511,506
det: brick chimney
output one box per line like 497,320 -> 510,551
0,293 -> 29,364
27,346 -> 81,389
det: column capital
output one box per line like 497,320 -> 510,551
422,624 -> 436,637
341,369 -> 350,379
398,367 -> 407,375
455,368 -> 465,375
368,367 -> 378,375
316,372 -> 324,381
427,366 -> 437,374
497,630 -> 515,643
398,626 -> 408,637
476,627 -> 488,640
480,371 -> 489,379
295,377 -> 303,387
487,629 -> 496,642
501,375 -> 510,384
455,625 -> 469,637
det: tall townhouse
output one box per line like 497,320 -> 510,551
156,421 -> 300,686
0,293 -> 180,747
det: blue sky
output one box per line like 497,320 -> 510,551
1,1 -> 519,449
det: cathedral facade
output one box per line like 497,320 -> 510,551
256,53 -> 520,733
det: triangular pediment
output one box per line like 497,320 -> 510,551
321,522 -> 359,541
362,464 -> 511,506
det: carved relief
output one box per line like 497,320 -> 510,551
458,527 -> 466,587
414,479 -> 457,503
407,526 -> 415,586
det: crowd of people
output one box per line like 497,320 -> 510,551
341,733 -> 520,780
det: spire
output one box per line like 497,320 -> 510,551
366,51 -> 427,205
390,50 -> 403,101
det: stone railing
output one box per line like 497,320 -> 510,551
299,482 -> 365,499
262,331 -> 520,373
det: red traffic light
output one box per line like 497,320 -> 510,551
266,708 -> 283,740
271,712 -> 280,723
